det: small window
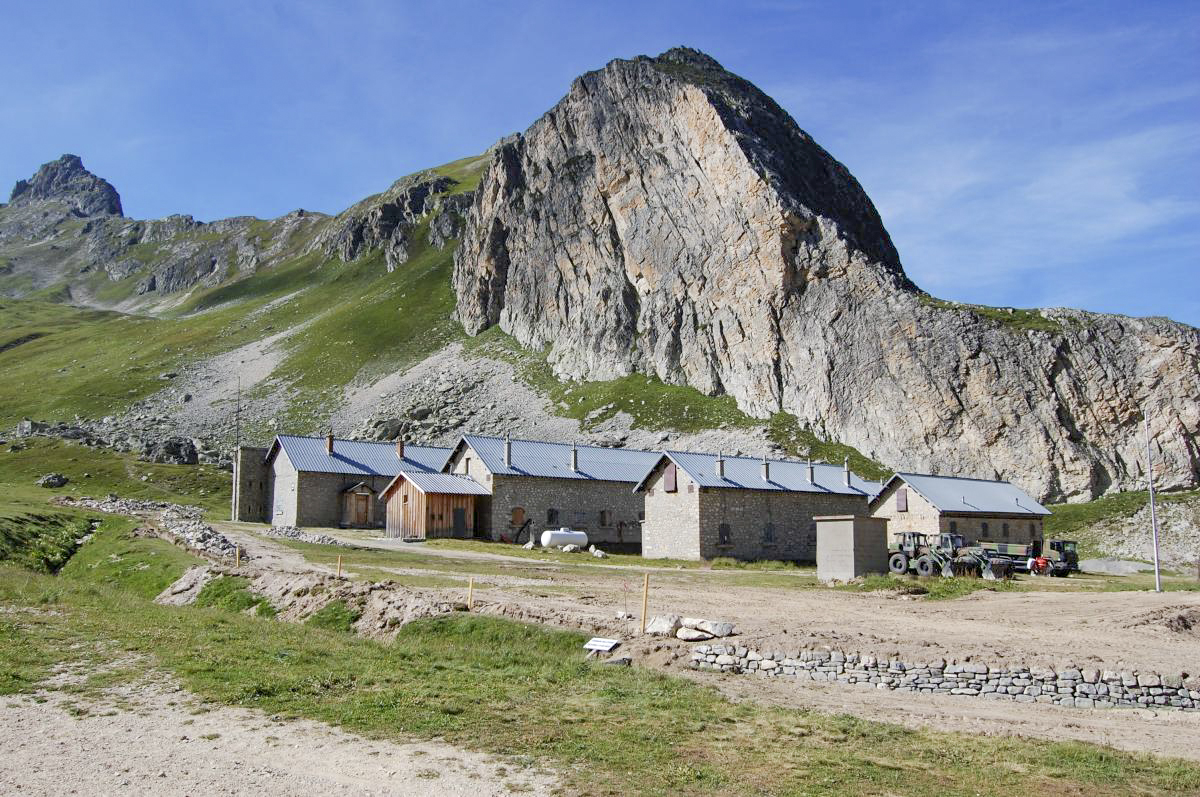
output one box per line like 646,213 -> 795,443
664,463 -> 677,493
718,523 -> 731,546
402,494 -> 409,504
511,507 -> 525,526
981,522 -> 989,536
687,483 -> 694,493
463,457 -> 471,474
1002,522 -> 1009,539
949,520 -> 957,533
762,522 -> 775,545
547,508 -> 559,525
574,511 -> 586,526
896,488 -> 908,512
638,511 -> 645,522
600,510 -> 612,527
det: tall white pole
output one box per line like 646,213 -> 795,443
1144,412 -> 1162,593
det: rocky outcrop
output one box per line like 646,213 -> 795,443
310,171 -> 462,271
8,154 -> 123,217
454,47 -> 1200,501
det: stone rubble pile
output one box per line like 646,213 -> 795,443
690,644 -> 1200,712
16,417 -> 229,469
263,526 -> 352,547
646,614 -> 736,641
54,495 -> 240,560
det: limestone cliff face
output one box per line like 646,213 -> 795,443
454,48 -> 1200,501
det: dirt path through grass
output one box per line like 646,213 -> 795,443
0,662 -> 556,796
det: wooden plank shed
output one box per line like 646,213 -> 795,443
381,471 -> 491,541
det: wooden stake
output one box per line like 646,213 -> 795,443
337,555 -> 343,578
234,545 -> 240,569
640,572 -> 649,634
467,576 -> 474,610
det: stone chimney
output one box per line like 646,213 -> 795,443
715,452 -> 725,479
807,459 -> 814,483
843,456 -> 851,487
761,456 -> 770,483
570,442 -> 578,472
325,433 -> 334,455
395,438 -> 405,460
504,434 -> 512,467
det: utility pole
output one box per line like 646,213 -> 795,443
1145,409 -> 1162,593
231,376 -> 243,523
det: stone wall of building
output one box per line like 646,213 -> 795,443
641,460 -> 702,559
295,471 -> 391,528
689,643 -> 1200,712
268,454 -> 299,527
443,442 -> 644,543
232,446 -> 269,522
695,488 -> 868,561
870,481 -> 941,536
489,474 -> 643,544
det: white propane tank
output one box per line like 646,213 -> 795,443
540,528 -> 588,549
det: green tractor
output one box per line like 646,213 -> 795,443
889,532 -> 1011,580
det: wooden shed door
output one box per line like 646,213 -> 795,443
354,494 -> 369,526
452,507 -> 467,536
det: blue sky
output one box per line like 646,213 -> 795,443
3,1 -> 1197,325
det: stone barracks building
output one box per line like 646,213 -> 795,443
440,434 -> 661,544
869,472 -> 1050,544
634,451 -> 880,561
233,435 -> 451,528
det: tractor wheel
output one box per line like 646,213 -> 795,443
915,555 -> 936,577
888,553 -> 909,574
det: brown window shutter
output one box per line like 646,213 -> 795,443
664,463 -> 677,493
896,488 -> 908,512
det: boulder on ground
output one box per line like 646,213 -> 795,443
522,540 -> 536,550
561,543 -> 581,553
644,614 -> 682,636
36,472 -> 68,488
592,549 -> 608,559
680,617 -> 736,637
677,627 -> 715,641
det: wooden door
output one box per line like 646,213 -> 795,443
452,507 -> 466,537
354,494 -> 369,526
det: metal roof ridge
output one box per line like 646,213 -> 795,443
464,432 -> 657,455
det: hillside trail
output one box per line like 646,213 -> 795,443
0,657 -> 557,796
203,523 -> 1200,762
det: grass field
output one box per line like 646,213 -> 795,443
2,518 -> 1199,796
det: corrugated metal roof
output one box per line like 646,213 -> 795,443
270,435 -> 451,476
460,434 -> 661,483
647,451 -> 877,496
885,472 -> 1050,515
400,472 -> 491,495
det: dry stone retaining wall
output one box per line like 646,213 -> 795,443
689,644 -> 1200,711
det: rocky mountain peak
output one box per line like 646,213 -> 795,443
454,48 -> 1200,501
8,154 -> 123,217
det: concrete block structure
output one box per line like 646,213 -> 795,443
869,473 -> 1049,545
234,435 -> 451,528
815,515 -> 889,582
634,452 -> 881,561
442,434 -> 660,543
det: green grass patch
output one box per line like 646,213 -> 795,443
0,437 -> 230,518
917,294 -> 1064,334
765,412 -> 891,482
59,517 -> 201,599
0,512 -> 90,573
431,153 -> 488,195
1046,489 -> 1200,560
304,599 -> 361,633
840,573 -> 1023,600
194,575 -> 275,617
